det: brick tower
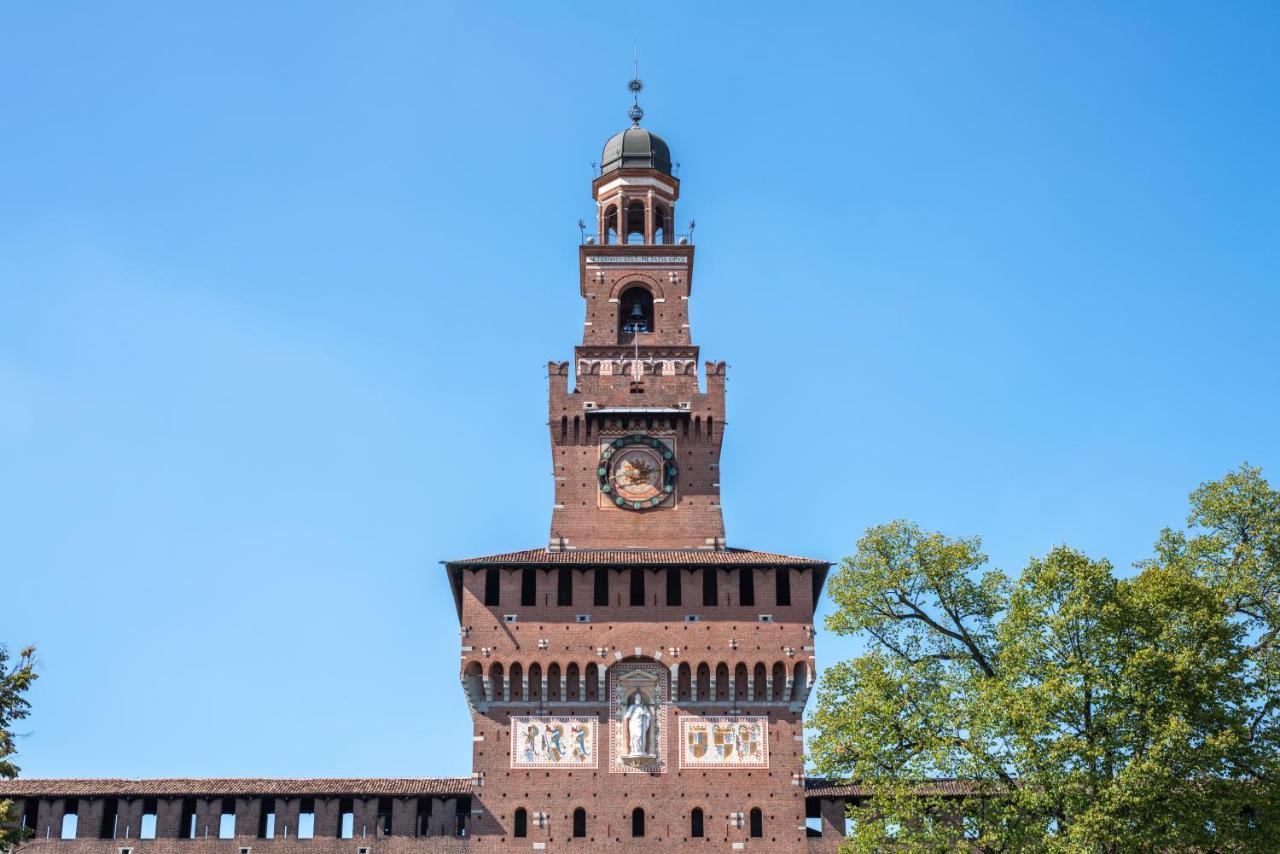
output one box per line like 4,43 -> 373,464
0,84 -> 862,854
444,83 -> 831,850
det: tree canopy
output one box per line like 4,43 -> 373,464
809,464 -> 1280,852
0,645 -> 37,853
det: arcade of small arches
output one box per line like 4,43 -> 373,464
597,197 -> 676,246
506,804 -> 766,841
462,658 -> 811,710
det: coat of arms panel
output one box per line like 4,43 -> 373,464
678,716 -> 769,769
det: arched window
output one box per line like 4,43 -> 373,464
585,662 -> 600,701
618,286 -> 653,337
508,662 -> 523,701
489,662 -> 505,702
690,807 -> 704,838
654,203 -> 670,244
696,662 -> 711,701
793,661 -> 809,702
631,807 -> 645,837
715,663 -> 730,700
528,663 -> 542,701
566,662 -> 581,701
603,205 -> 619,244
735,663 -> 749,700
750,808 -> 763,838
572,808 -> 586,838
625,202 -> 646,244
753,663 -> 768,701
772,662 -> 787,702
677,662 -> 692,702
513,808 -> 527,838
547,663 -> 562,701
464,662 -> 484,704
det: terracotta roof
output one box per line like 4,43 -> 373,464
0,779 -> 473,798
445,547 -> 829,568
804,778 -> 992,798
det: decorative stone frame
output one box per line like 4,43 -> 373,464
608,661 -> 668,774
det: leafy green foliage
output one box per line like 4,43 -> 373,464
0,645 -> 37,853
809,465 -> 1280,852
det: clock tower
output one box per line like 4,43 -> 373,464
444,82 -> 831,850
548,97 -> 725,551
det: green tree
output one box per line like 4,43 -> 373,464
809,465 -> 1280,852
0,646 -> 37,854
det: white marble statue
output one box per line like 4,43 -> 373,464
623,691 -> 654,757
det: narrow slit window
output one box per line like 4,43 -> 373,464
520,568 -> 536,607
593,568 -> 609,606
557,568 -> 573,606
776,566 -> 791,607
484,568 -> 500,606
630,568 -> 645,606
665,567 -> 681,606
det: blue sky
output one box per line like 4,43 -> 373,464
2,2 -> 1277,778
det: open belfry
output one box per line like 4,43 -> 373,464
2,84 -> 868,852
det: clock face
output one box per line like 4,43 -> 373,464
599,434 -> 677,510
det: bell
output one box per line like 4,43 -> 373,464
628,303 -> 645,321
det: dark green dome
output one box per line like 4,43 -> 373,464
600,127 -> 672,176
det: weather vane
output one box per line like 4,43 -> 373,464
627,46 -> 644,126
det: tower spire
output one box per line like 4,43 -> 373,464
627,46 -> 644,126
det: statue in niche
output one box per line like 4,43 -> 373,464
623,691 -> 655,758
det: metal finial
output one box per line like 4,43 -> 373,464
628,46 -> 644,126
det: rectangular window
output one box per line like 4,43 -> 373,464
99,798 -> 119,839
180,799 -> 197,839
297,799 -> 315,840
702,568 -> 718,607
665,567 -> 681,606
377,798 -> 392,837
629,568 -> 645,606
140,800 -> 157,840
593,568 -> 608,606
455,796 -> 471,838
218,800 -> 236,839
776,566 -> 791,607
60,800 -> 79,839
557,568 -> 573,606
520,568 -> 536,607
483,568 -> 500,606
257,801 -> 275,839
739,568 -> 755,606
415,799 -> 432,837
338,798 -> 354,839
21,799 -> 38,832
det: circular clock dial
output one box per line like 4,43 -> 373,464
611,448 -> 663,500
599,434 -> 677,510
